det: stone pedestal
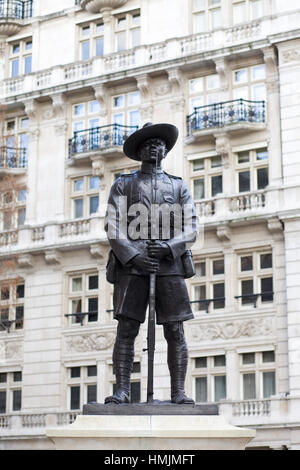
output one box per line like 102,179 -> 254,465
46,404 -> 256,450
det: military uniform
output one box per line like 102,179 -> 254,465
106,164 -> 198,325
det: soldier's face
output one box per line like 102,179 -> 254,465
138,138 -> 167,164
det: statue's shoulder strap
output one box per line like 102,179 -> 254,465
163,171 -> 182,180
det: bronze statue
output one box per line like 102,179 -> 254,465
104,123 -> 198,405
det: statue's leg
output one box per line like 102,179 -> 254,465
163,322 -> 195,405
105,318 -> 140,404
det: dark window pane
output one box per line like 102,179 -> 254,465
213,259 -> 224,275
242,353 -> 255,364
238,151 -> 250,164
88,298 -> 98,322
131,382 -> 141,403
15,306 -> 24,329
87,366 -> 97,377
211,175 -> 223,196
239,171 -> 250,192
256,148 -> 268,161
241,256 -> 253,271
241,279 -> 254,305
194,179 -> 205,200
195,357 -> 207,368
0,391 -> 6,413
263,372 -> 275,398
215,375 -> 226,402
195,262 -> 206,277
88,275 -> 98,290
213,283 -> 225,309
214,355 -> 226,367
1,287 -> 10,300
261,277 -> 273,302
260,253 -> 272,269
89,196 -> 99,215
17,284 -> 25,298
13,390 -> 21,411
13,372 -> 22,382
243,374 -> 256,400
194,285 -> 206,311
87,384 -> 97,403
71,367 -> 81,378
70,386 -> 80,410
262,351 -> 275,363
257,167 -> 269,189
196,377 -> 207,402
0,373 -> 7,383
132,362 -> 141,373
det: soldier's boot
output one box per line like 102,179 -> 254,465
104,340 -> 134,404
164,322 -> 195,405
105,318 -> 140,404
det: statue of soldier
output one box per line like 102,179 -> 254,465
105,123 -> 198,405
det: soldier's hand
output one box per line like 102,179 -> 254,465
131,254 -> 160,273
147,241 -> 171,260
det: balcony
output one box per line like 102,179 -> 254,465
68,124 -> 138,165
0,0 -> 33,36
0,146 -> 27,175
186,99 -> 266,142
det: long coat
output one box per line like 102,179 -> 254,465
105,166 -> 199,277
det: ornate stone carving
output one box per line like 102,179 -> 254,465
0,21 -> 22,38
216,224 -> 231,242
80,0 -> 127,13
54,120 -> 69,136
51,93 -> 67,117
5,341 -> 23,360
140,104 -> 154,121
45,249 -> 61,265
90,243 -> 105,259
167,68 -> 183,95
190,317 -> 274,342
65,332 -> 115,353
92,158 -> 105,177
214,57 -> 229,91
28,127 -> 40,142
155,83 -> 171,96
93,84 -> 108,117
136,73 -> 152,100
17,254 -> 33,268
24,98 -> 37,119
281,49 -> 300,64
267,217 -> 284,240
215,133 -> 230,157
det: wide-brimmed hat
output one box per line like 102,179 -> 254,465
123,122 -> 179,161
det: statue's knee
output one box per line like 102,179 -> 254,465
163,322 -> 184,342
117,318 -> 140,341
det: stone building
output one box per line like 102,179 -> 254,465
0,0 -> 300,450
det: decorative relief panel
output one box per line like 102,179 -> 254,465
0,341 -> 23,362
189,317 -> 274,342
65,332 -> 115,353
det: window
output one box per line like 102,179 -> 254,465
111,90 -> 141,131
71,175 -> 100,219
79,21 -> 104,60
67,366 -> 97,410
0,371 -> 22,413
112,362 -> 141,403
9,39 -> 32,77
237,250 -> 273,307
112,166 -> 140,184
232,0 -> 263,25
114,10 -> 141,52
193,0 -> 222,33
67,272 -> 99,326
192,257 -> 225,312
3,117 -> 29,169
191,155 -> 223,201
0,281 -> 25,332
240,351 -> 276,400
194,355 -> 226,402
235,147 -> 269,193
189,74 -> 221,112
232,64 -> 266,102
72,100 -> 101,135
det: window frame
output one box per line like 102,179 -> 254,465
8,38 -> 32,78
0,280 -> 25,332
192,0 -> 222,33
67,365 -> 98,411
193,354 -> 227,403
235,147 -> 269,194
239,350 -> 276,400
71,175 -> 100,220
114,10 -> 141,52
0,371 -> 22,413
191,256 -> 225,313
67,271 -> 100,326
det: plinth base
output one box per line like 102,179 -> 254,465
46,408 -> 256,450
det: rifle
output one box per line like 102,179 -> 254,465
146,153 -> 159,404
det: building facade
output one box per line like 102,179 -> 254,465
0,0 -> 300,450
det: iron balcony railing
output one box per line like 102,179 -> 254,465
68,123 -> 139,158
187,99 -> 266,136
0,0 -> 33,19
0,146 -> 27,169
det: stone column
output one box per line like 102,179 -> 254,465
167,68 -> 185,177
102,9 -> 114,55
23,98 -> 39,225
263,47 -> 282,188
225,349 -> 240,400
